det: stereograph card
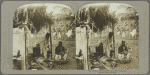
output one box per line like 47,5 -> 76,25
1,1 -> 149,74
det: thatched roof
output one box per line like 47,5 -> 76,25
76,3 -> 138,32
13,3 -> 75,34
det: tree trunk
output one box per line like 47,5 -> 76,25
49,23 -> 52,59
26,33 -> 29,70
87,29 -> 92,70
112,23 -> 115,58
87,34 -> 89,70
25,33 -> 27,70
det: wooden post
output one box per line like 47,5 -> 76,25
112,23 -> 115,58
87,28 -> 91,70
87,32 -> 89,70
87,28 -> 90,70
25,33 -> 28,70
25,11 -> 29,70
49,23 -> 52,59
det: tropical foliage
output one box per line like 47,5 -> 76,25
13,4 -> 75,34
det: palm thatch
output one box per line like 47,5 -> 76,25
13,3 -> 75,34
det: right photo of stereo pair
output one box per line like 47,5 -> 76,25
75,3 -> 139,70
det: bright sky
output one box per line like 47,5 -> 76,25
81,3 -> 135,16
109,3 -> 135,16
19,3 -> 73,15
46,3 -> 72,15
19,3 -> 135,16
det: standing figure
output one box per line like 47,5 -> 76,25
105,32 -> 113,57
47,50 -> 51,60
95,42 -> 103,57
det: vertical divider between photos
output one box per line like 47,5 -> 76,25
76,26 -> 88,70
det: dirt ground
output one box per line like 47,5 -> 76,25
26,40 -> 77,70
51,39 -> 77,70
90,37 -> 139,70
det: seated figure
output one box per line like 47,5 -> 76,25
55,41 -> 67,60
118,41 -> 130,61
17,50 -> 21,58
79,49 -> 83,57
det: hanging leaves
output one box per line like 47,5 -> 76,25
77,4 -> 118,32
28,5 -> 48,33
13,5 -> 54,34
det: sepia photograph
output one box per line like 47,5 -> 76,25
1,1 -> 148,74
76,3 -> 139,70
13,3 -> 76,70
13,3 -> 139,70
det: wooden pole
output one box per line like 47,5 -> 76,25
85,27 -> 89,70
24,32 -> 26,70
49,23 -> 52,59
112,23 -> 115,58
24,31 -> 27,70
25,11 -> 29,70
87,28 -> 90,70
87,32 -> 89,70
87,29 -> 91,70
25,33 -> 28,70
